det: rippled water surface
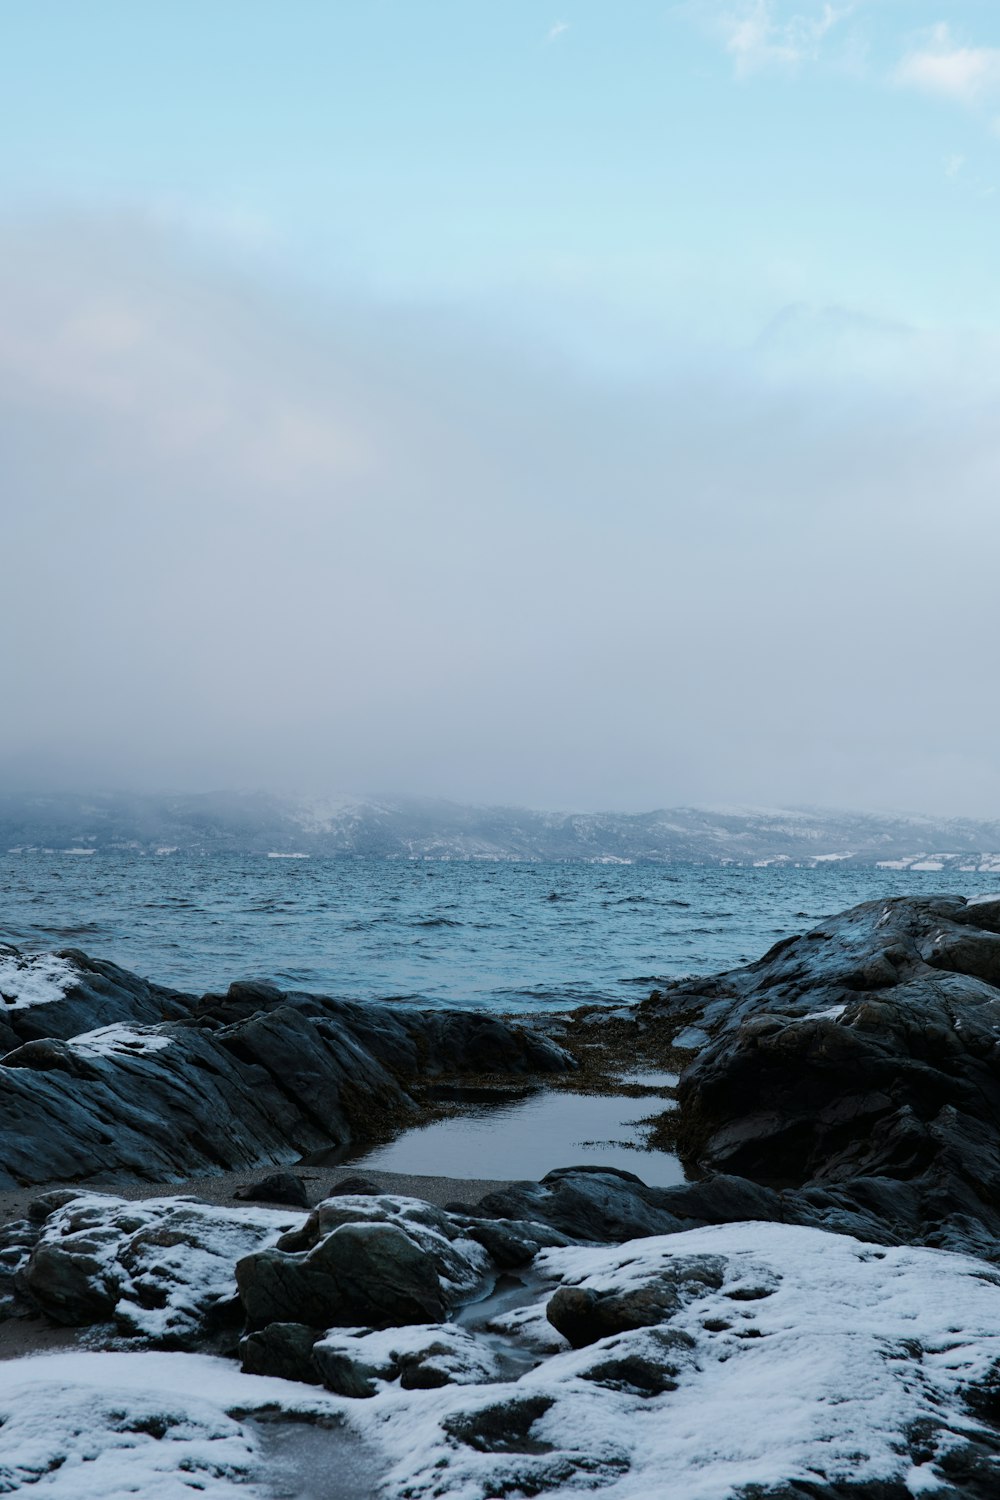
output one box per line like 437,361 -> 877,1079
2,856 -> 997,1011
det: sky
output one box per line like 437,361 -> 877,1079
4,1 -> 1000,816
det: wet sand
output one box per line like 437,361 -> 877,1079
0,1163 -> 510,1228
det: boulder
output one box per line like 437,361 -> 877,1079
16,1192 -> 300,1345
239,1320 -> 322,1383
546,1254 -> 724,1347
311,1323 -> 502,1396
233,1172 -> 310,1209
619,896 -> 1000,1257
236,1194 -> 491,1332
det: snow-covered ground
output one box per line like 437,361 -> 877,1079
0,1351 -> 343,1498
4,1214 -> 1000,1497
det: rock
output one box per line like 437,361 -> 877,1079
459,1218 -> 548,1268
237,1196 -> 491,1332
0,948 -> 574,1189
474,1166 -> 692,1243
577,1327 -> 697,1395
239,1221 -> 449,1330
615,896 -> 1000,1257
0,946 -> 191,1052
546,1255 -> 725,1347
311,1343 -> 383,1398
312,1323 -> 502,1396
0,1217 -> 41,1318
324,1174 -> 381,1197
442,1394 -> 555,1453
23,1240 -> 117,1325
17,1192 -> 300,1345
239,1321 -> 321,1383
233,1172 -> 310,1209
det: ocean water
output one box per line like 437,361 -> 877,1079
2,854 -> 997,1011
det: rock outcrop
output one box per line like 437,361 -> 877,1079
633,895 -> 1000,1257
0,947 -> 572,1188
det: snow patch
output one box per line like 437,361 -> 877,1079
70,1024 -> 173,1057
0,950 -> 77,1010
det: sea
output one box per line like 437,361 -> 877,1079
3,854 -> 997,1011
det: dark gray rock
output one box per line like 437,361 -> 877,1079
0,946 -> 574,1189
472,1167 -> 793,1246
17,1192 -> 299,1345
239,1321 -> 321,1383
0,946 -> 192,1052
578,1327 -> 697,1395
233,1173 -> 310,1209
442,1395 -> 555,1453
308,1322 -> 502,1397
600,895 -> 1000,1258
24,1240 -> 117,1326
546,1255 -> 725,1347
323,1175 -> 381,1197
237,1196 -> 490,1333
311,1343 -> 383,1398
239,1220 -> 449,1330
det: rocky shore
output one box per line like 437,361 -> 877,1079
3,894 -> 1000,1497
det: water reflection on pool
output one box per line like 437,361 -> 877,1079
350,1088 -> 685,1188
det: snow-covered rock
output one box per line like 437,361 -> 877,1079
4,1221 -> 1000,1497
236,1194 -> 494,1333
355,1221 -> 1000,1498
16,1193 -> 301,1346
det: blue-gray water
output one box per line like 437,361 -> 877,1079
2,855 -> 997,1011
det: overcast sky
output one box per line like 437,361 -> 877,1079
4,2 -> 1000,815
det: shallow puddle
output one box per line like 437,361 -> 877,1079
617,1067 -> 680,1088
350,1089 -> 685,1188
250,1417 -> 381,1500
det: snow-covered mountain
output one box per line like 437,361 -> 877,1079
4,791 -> 1000,868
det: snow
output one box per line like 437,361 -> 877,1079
70,1023 -> 173,1057
5,1207 -> 1000,1497
0,1351 -> 342,1499
0,950 -> 77,1010
24,1193 -> 303,1344
351,1221 -> 1000,1499
314,1322 -> 503,1386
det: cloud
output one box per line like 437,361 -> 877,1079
546,21 -> 570,44
895,24 -> 1000,106
4,210 -> 1000,815
712,1 -> 851,76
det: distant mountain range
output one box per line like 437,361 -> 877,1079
3,791 -> 1000,870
